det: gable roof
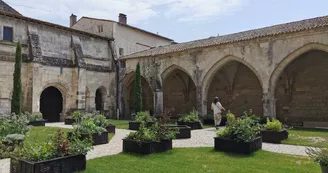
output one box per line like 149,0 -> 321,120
122,15 -> 328,60
74,16 -> 174,42
0,0 -> 21,15
0,10 -> 114,41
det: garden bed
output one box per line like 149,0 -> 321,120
64,118 -> 76,125
177,121 -> 202,130
214,137 -> 262,154
27,120 -> 46,126
261,129 -> 288,144
166,125 -> 191,139
68,132 -> 109,146
106,124 -> 116,133
10,154 -> 86,173
128,121 -> 154,130
123,139 -> 172,155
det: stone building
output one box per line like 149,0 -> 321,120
71,13 -> 174,58
120,15 -> 328,127
0,10 -> 117,121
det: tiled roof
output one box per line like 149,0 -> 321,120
74,17 -> 174,42
122,15 -> 328,60
0,11 -> 114,41
0,0 -> 21,15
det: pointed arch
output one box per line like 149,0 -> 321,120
161,64 -> 195,85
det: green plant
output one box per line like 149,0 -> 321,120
26,112 -> 43,122
92,114 -> 111,128
226,110 -> 235,125
178,109 -> 200,123
0,114 -> 30,139
135,111 -> 153,123
11,42 -> 22,115
306,147 -> 328,167
264,118 -> 282,132
73,119 -> 107,135
216,116 -> 261,142
134,63 -> 142,113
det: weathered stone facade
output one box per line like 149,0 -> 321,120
120,16 -> 328,127
0,11 -> 116,121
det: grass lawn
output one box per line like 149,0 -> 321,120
81,148 -> 319,173
107,120 -> 129,129
25,127 -> 115,144
282,127 -> 328,148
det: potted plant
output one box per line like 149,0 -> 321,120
260,118 -> 288,144
215,114 -> 262,154
92,113 -> 116,134
26,113 -> 46,126
306,147 -> 328,173
177,109 -> 203,130
65,110 -> 83,125
10,129 -> 92,173
69,119 -> 108,146
203,112 -> 214,125
129,111 -> 154,130
161,109 -> 191,139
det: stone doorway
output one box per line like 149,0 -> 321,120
40,86 -> 63,122
95,88 -> 104,111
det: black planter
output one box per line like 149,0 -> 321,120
203,119 -> 214,125
166,125 -> 191,139
68,132 -> 109,146
177,121 -> 203,130
10,154 -> 86,173
123,139 -> 172,155
27,120 -> 46,126
128,121 -> 154,130
260,129 -> 288,144
321,164 -> 328,173
214,137 -> 262,154
106,124 -> 116,134
64,118 -> 76,125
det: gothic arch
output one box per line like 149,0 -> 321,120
40,86 -> 63,122
161,64 -> 195,85
95,86 -> 107,112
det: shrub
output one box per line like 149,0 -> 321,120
264,118 -> 282,132
92,114 -> 111,128
226,110 -> 235,125
306,147 -> 328,167
178,109 -> 200,123
0,114 -> 30,139
135,111 -> 153,123
26,112 -> 43,122
134,63 -> 142,113
11,42 -> 22,115
73,119 -> 107,135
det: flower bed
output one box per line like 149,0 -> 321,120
123,139 -> 172,155
10,154 -> 86,173
261,130 -> 288,144
177,109 -> 203,130
166,125 -> 191,139
64,118 -> 76,125
27,120 -> 46,127
68,131 -> 108,146
106,124 -> 116,134
26,113 -> 45,127
177,121 -> 202,130
129,121 -> 154,130
214,136 -> 262,154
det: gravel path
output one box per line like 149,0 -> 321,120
0,123 -> 310,173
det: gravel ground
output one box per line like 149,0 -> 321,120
0,124 -> 310,173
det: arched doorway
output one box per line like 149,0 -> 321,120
40,86 -> 63,122
206,61 -> 263,117
275,50 -> 328,124
163,68 -> 196,117
95,87 -> 106,112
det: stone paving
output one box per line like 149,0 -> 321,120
0,123 -> 311,173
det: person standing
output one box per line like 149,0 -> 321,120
211,97 -> 225,129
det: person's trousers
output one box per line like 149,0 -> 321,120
214,113 -> 222,127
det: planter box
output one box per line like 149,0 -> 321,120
27,120 -> 46,126
203,119 -> 214,125
64,118 -> 76,125
68,132 -> 108,146
106,124 -> 116,134
10,154 -> 86,173
214,137 -> 262,154
123,139 -> 172,155
128,121 -> 154,130
321,164 -> 328,173
177,121 -> 203,130
260,129 -> 288,144
166,125 -> 191,139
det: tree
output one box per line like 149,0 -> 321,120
11,41 -> 22,115
134,63 -> 142,113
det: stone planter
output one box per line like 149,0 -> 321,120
123,139 -> 172,155
214,137 -> 262,154
106,124 -> 116,134
64,118 -> 76,125
177,121 -> 202,130
68,132 -> 108,146
260,129 -> 288,144
27,120 -> 46,126
128,121 -> 154,130
166,125 -> 191,139
321,164 -> 328,173
10,154 -> 86,173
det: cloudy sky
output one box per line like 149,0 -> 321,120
6,0 -> 328,42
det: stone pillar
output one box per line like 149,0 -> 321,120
76,68 -> 87,110
154,89 -> 163,116
262,92 -> 276,117
196,86 -> 203,117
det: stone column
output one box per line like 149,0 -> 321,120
262,92 -> 276,117
196,85 -> 203,117
154,89 -> 163,116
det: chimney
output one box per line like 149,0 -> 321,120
70,14 -> 77,27
118,13 -> 127,24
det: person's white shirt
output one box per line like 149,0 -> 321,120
211,102 -> 222,114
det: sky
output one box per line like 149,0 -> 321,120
6,0 -> 328,43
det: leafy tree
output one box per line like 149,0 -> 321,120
11,41 -> 22,115
134,63 -> 142,113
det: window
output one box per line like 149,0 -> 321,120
119,48 -> 124,56
97,25 -> 103,33
3,26 -> 13,42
